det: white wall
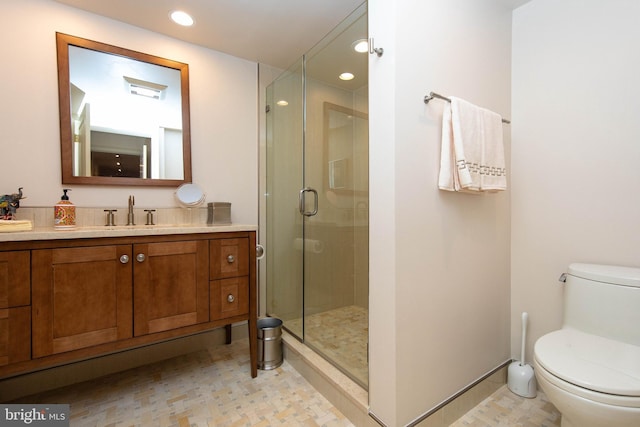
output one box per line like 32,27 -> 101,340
368,0 -> 398,423
369,1 -> 512,425
2,0 -> 258,225
511,0 -> 640,365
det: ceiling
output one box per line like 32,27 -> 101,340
53,0 -> 366,71
52,0 -> 531,84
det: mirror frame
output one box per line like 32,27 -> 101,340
56,32 -> 192,186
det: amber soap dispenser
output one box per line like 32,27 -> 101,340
54,189 -> 76,229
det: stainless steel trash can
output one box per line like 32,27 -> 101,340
258,317 -> 283,370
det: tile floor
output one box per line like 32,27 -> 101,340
15,338 -> 561,427
449,385 -> 560,427
285,306 -> 369,388
17,339 -> 351,426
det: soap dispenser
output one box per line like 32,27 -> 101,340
54,189 -> 76,229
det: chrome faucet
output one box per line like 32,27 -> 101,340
126,195 -> 135,226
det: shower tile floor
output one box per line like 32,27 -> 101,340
285,305 -> 369,387
14,337 -> 561,426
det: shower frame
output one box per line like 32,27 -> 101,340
263,3 -> 369,389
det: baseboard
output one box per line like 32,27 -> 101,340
411,360 -> 510,427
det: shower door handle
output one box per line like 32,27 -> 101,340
298,187 -> 318,216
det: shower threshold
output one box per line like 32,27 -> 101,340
282,330 -> 377,427
282,305 -> 368,389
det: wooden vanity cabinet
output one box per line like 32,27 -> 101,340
0,251 -> 31,366
0,230 -> 257,379
209,234 -> 258,378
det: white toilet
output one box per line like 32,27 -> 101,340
533,263 -> 640,427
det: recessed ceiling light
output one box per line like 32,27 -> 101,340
352,39 -> 368,53
339,72 -> 355,81
276,100 -> 289,106
170,10 -> 194,26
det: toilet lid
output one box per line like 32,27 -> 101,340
535,329 -> 640,397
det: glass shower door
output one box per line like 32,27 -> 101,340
301,7 -> 369,388
265,59 -> 304,340
265,3 -> 369,389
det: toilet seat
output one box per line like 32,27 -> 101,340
534,357 -> 640,410
535,328 -> 640,403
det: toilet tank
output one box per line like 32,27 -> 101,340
564,263 -> 640,346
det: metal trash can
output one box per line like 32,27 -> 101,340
258,317 -> 283,370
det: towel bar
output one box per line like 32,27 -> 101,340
424,91 -> 511,124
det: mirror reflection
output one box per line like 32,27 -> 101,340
57,33 -> 192,186
324,102 -> 368,194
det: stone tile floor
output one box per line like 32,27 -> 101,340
19,339 -> 351,426
450,384 -> 560,427
17,337 -> 560,427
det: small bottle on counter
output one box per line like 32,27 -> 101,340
54,189 -> 76,229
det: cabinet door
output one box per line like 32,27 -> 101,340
0,251 -> 30,309
32,245 -> 133,358
210,277 -> 249,320
0,306 -> 30,366
134,240 -> 209,336
210,238 -> 249,279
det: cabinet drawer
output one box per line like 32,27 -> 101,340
0,251 -> 30,309
210,238 -> 249,279
0,306 -> 30,366
210,277 -> 249,320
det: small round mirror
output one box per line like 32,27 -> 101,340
175,183 -> 205,207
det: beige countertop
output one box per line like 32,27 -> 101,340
0,224 -> 257,242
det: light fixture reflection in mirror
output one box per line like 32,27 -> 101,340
57,33 -> 192,186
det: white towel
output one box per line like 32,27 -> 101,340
438,97 -> 507,192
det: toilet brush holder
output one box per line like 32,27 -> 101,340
508,360 -> 537,398
508,312 -> 537,398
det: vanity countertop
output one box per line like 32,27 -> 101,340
0,224 -> 257,243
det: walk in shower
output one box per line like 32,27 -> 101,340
264,4 -> 369,388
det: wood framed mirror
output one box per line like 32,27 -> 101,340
56,33 -> 192,186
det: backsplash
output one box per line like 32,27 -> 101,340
16,207 -> 209,228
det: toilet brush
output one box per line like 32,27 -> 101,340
508,312 -> 537,398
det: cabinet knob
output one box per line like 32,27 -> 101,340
136,253 -> 146,263
119,254 -> 130,264
227,255 -> 235,263
227,294 -> 235,303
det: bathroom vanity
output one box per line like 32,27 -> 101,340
0,226 -> 257,379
